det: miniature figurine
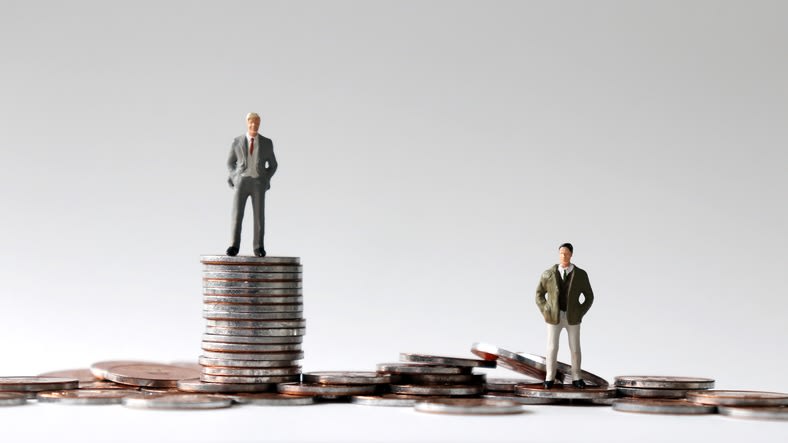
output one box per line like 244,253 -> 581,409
535,243 -> 594,388
226,112 -> 278,257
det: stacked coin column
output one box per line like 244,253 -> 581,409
199,256 -> 305,391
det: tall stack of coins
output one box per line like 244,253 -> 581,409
198,256 -> 305,391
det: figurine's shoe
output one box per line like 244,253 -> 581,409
543,380 -> 554,389
254,248 -> 266,257
226,246 -> 239,256
572,379 -> 587,389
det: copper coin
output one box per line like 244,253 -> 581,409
103,364 -> 201,388
90,360 -> 158,379
614,376 -> 715,390
177,378 -> 275,393
278,382 -> 378,396
302,372 -> 391,385
200,255 -> 301,265
37,389 -> 140,405
37,369 -> 97,383
400,353 -> 495,368
0,377 -> 79,392
79,381 -> 140,390
376,363 -> 471,375
0,392 -> 28,406
390,384 -> 484,396
717,406 -> 788,421
485,377 -> 541,392
399,374 -> 485,385
201,374 -> 300,384
686,390 -> 788,407
612,398 -> 716,415
414,398 -> 525,415
228,393 -> 316,405
122,393 -> 233,409
515,383 -> 615,400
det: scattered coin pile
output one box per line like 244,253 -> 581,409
197,255 -> 305,393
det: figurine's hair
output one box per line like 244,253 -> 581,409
246,112 -> 261,121
559,243 -> 574,253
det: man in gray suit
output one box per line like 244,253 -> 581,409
226,112 -> 278,257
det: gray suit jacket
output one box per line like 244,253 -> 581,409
227,134 -> 277,189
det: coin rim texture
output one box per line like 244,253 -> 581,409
0,392 -> 28,406
414,398 -> 525,415
200,374 -> 300,384
613,376 -> 715,390
203,288 -> 303,296
485,378 -> 542,392
200,351 -> 304,361
102,364 -> 201,388
36,389 -> 140,405
376,363 -> 471,375
0,377 -> 79,392
470,343 -> 557,382
389,384 -> 484,396
122,393 -> 233,410
277,382 -> 378,396
200,255 -> 300,265
176,378 -> 275,393
685,390 -> 788,406
717,406 -> 788,420
302,372 -> 392,385
514,383 -> 615,400
351,394 -> 424,407
400,373 -> 485,385
203,280 -> 302,289
616,386 -> 692,399
399,353 -> 496,368
201,334 -> 303,345
482,393 -> 559,405
202,265 -> 303,273
203,311 -> 304,320
612,398 -> 717,415
204,319 -> 307,329
204,327 -> 306,337
199,356 -> 302,368
89,360 -> 158,379
201,366 -> 302,377
202,271 -> 303,280
201,342 -> 303,353
228,393 -> 317,405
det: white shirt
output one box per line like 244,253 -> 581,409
558,263 -> 574,280
242,133 -> 260,178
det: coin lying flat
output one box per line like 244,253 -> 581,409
176,378 -> 274,393
199,356 -> 302,368
515,383 -> 615,400
90,360 -> 158,379
0,392 -> 28,406
399,374 -> 485,385
201,351 -> 305,361
612,398 -> 716,415
0,377 -> 79,392
376,363 -> 471,375
351,394 -> 425,407
616,386 -> 691,399
483,392 -> 559,405
302,372 -> 392,385
203,288 -> 303,296
614,376 -> 715,390
200,374 -> 301,384
203,302 -> 303,312
203,272 -> 303,280
205,319 -> 307,329
103,364 -> 201,388
202,342 -> 303,353
37,389 -> 140,405
202,366 -> 302,377
203,265 -> 303,273
277,382 -> 378,397
228,393 -> 316,405
37,369 -> 97,383
122,393 -> 233,410
717,406 -> 788,421
202,334 -> 303,345
485,378 -> 541,392
79,381 -> 141,390
203,311 -> 304,321
390,384 -> 484,396
686,390 -> 788,407
415,398 -> 525,415
201,255 -> 301,265
204,327 -> 306,337
400,353 -> 496,369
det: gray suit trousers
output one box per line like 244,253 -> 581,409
230,176 -> 267,250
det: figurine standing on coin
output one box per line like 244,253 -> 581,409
535,243 -> 594,389
226,112 -> 278,257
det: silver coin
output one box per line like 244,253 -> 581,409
229,393 -> 316,405
205,319 -> 307,329
203,301 -> 303,311
201,374 -> 301,384
0,392 -> 27,406
376,363 -> 471,375
390,384 -> 484,396
616,386 -> 692,399
202,367 -> 301,377
614,376 -> 715,390
201,334 -> 303,345
485,378 -> 541,392
686,390 -> 788,407
202,342 -> 303,353
482,393 -> 559,405
515,383 -> 616,400
199,356 -> 302,368
203,280 -> 302,289
203,311 -> 303,320
122,393 -> 233,409
278,382 -> 377,396
302,372 -> 391,385
0,377 -> 79,392
102,364 -> 201,388
203,287 -> 302,296
204,327 -> 306,337
415,398 -> 525,415
201,350 -> 304,361
612,398 -> 716,415
37,389 -> 140,405
201,255 -> 301,265
176,378 -> 275,393
203,271 -> 302,280
203,264 -> 303,273
400,353 -> 496,368
717,406 -> 788,421
399,374 -> 485,385
351,394 -> 424,407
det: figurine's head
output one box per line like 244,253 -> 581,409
558,243 -> 573,267
246,113 -> 261,137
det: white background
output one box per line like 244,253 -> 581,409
1,1 -> 786,441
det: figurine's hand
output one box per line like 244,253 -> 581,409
227,177 -> 235,188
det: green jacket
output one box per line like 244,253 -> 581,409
535,265 -> 594,325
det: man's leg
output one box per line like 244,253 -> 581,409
567,322 -> 583,385
545,321 -> 562,386
228,179 -> 250,255
251,183 -> 266,256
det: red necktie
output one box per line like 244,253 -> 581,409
249,137 -> 255,156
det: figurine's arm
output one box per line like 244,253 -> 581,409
265,142 -> 278,178
535,278 -> 548,312
227,143 -> 238,188
579,273 -> 594,317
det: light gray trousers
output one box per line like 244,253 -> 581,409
230,176 -> 266,250
545,310 -> 582,382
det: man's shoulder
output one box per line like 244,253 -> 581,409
541,265 -> 558,279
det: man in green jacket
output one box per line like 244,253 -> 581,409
535,243 -> 594,388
